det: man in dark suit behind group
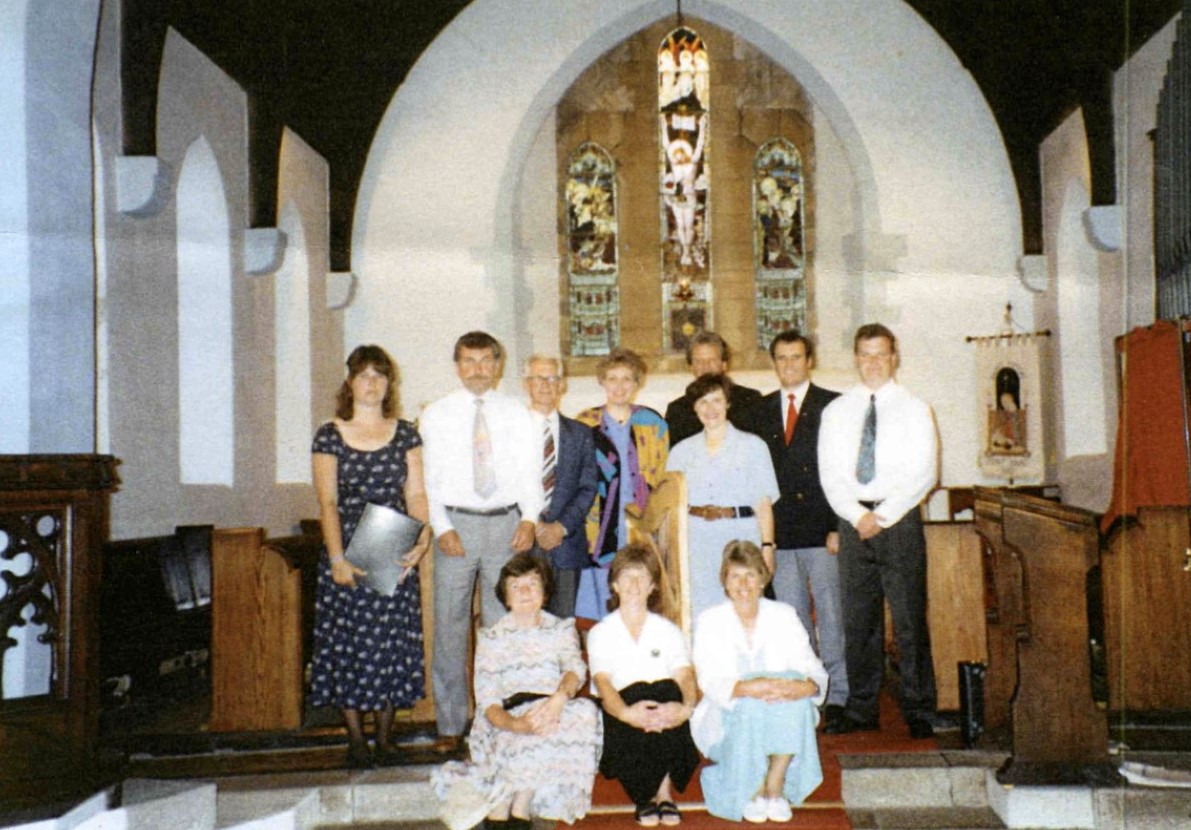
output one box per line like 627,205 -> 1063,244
739,330 -> 849,733
664,330 -> 762,447
523,355 -> 598,617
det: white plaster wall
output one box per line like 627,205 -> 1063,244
0,0 -> 31,453
276,127 -> 343,432
93,22 -> 332,538
354,0 -> 1022,436
1037,108 -> 1122,511
1116,15 -> 1179,329
276,127 -> 342,480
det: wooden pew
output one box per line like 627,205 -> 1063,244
922,520 -> 988,711
973,487 -> 1115,784
209,527 -> 315,731
208,523 -> 436,732
1102,506 -> 1191,712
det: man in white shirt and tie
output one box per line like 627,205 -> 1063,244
818,323 -> 939,739
420,331 -> 543,749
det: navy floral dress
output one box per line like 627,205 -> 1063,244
309,420 -> 426,711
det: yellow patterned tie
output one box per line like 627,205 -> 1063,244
473,398 -> 496,498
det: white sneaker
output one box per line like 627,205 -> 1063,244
742,795 -> 769,823
765,797 -> 792,822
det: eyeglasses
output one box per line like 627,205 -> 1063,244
526,375 -> 561,383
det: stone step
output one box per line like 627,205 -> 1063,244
847,805 -> 1007,830
75,779 -> 216,830
210,765 -> 439,828
839,750 -> 1008,810
841,750 -> 1191,829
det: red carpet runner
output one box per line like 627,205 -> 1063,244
566,693 -> 938,830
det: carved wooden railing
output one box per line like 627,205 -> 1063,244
0,455 -> 119,809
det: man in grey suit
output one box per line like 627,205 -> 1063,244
421,331 -> 543,750
523,355 -> 598,617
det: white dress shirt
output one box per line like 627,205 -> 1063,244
690,598 -> 828,752
818,380 -> 937,527
586,610 -> 691,695
421,387 -> 544,535
531,409 -> 560,460
782,380 -> 811,416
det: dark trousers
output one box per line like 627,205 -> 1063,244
600,680 -> 699,807
838,509 -> 937,723
533,546 -> 579,618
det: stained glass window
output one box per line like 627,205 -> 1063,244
753,138 -> 806,347
565,142 -> 619,356
659,27 -> 711,352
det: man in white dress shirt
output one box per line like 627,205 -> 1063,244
420,331 -> 543,748
818,323 -> 939,739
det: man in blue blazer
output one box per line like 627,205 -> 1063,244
523,355 -> 599,617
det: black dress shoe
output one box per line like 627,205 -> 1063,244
822,705 -> 850,734
346,742 -> 375,769
908,718 -> 935,739
374,745 -> 401,767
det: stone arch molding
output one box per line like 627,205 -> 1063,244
354,0 -> 1020,409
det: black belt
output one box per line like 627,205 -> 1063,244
859,500 -> 884,510
447,504 -> 519,517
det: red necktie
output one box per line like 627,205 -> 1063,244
784,393 -> 798,446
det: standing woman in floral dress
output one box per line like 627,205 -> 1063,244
311,344 -> 432,768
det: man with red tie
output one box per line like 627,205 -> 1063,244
739,330 -> 847,733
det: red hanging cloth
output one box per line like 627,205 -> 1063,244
1101,320 -> 1191,533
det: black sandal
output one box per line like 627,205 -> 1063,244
635,803 -> 661,827
657,800 -> 681,826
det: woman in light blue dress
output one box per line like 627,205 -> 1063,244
667,374 -> 779,620
691,541 -> 827,822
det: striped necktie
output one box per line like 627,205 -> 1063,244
542,418 -> 556,508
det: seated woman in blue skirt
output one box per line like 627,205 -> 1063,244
690,540 -> 828,823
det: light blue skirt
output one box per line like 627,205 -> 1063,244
700,671 -> 823,821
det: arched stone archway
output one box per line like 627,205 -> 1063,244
353,0 -> 1021,412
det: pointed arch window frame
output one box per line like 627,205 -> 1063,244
752,137 -> 807,348
564,141 -> 620,357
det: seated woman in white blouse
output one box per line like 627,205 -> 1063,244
586,545 -> 700,828
691,540 -> 828,823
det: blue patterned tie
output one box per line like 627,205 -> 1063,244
856,394 -> 877,484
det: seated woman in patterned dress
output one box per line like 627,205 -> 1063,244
432,553 -> 602,830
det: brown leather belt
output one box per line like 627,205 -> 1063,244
688,504 -> 755,521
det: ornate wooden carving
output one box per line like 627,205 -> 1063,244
0,455 -> 118,810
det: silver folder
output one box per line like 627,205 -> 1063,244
344,502 -> 425,595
